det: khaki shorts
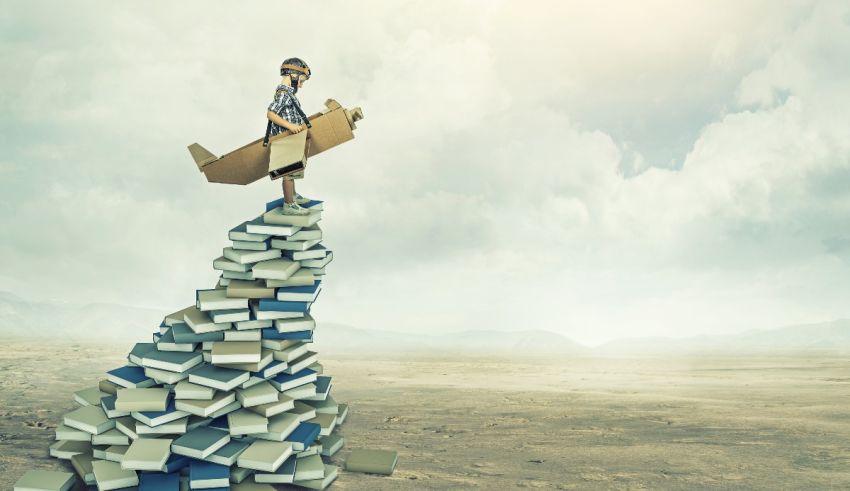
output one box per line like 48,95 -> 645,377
268,130 -> 309,181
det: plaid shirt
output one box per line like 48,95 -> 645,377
267,84 -> 306,136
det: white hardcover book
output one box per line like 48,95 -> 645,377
235,319 -> 273,331
286,224 -> 322,242
252,258 -> 300,281
263,207 -> 322,227
230,221 -> 272,242
197,289 -> 249,312
270,238 -> 320,251
265,268 -> 315,288
213,256 -> 251,273
223,247 -> 281,265
232,240 -> 270,251
246,217 -> 302,236
299,252 -> 333,269
284,244 -> 327,261
274,314 -> 316,333
222,270 -> 256,280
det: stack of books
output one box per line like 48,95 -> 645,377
18,198 -> 350,491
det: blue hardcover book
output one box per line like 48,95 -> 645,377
135,397 -> 183,426
285,422 -> 321,449
208,415 -> 229,431
162,453 -> 190,473
271,368 -> 316,387
261,328 -> 312,341
314,376 -> 332,395
139,471 -> 179,491
276,280 -> 321,295
255,360 -> 287,379
189,460 -> 230,488
107,366 -> 152,387
258,299 -> 311,313
172,322 -> 225,343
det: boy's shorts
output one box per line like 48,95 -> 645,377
268,130 -> 308,181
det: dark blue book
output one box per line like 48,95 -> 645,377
255,360 -> 287,379
162,453 -> 190,473
261,328 -> 312,341
106,366 -> 151,387
258,299 -> 311,313
139,471 -> 179,491
208,415 -> 229,431
270,368 -> 317,392
171,322 -> 225,343
134,397 -> 184,427
285,422 -> 321,450
314,375 -> 332,395
189,459 -> 230,488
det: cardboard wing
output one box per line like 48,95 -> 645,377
187,99 -> 364,185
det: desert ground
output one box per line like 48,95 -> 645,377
2,340 -> 850,490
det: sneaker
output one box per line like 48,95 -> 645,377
294,193 -> 311,205
282,201 -> 310,216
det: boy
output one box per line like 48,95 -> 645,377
266,57 -> 313,216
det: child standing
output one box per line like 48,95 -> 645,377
266,57 -> 312,215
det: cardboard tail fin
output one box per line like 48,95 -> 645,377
187,143 -> 218,171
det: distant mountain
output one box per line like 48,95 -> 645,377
3,290 -> 850,354
0,291 -> 162,341
311,323 -> 586,355
596,319 -> 850,353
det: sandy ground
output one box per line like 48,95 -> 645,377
2,341 -> 850,490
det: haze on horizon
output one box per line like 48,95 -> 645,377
1,1 -> 849,345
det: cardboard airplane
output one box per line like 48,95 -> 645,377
188,99 -> 364,185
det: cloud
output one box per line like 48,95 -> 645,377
1,0 -> 849,344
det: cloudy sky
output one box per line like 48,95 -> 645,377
2,1 -> 849,345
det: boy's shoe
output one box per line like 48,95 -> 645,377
294,193 -> 311,205
282,201 -> 310,216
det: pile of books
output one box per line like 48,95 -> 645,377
18,198 -> 349,491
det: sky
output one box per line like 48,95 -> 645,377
1,1 -> 849,345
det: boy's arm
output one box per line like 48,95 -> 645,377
267,110 -> 305,133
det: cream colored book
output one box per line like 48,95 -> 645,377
270,237 -> 321,251
292,464 -> 338,490
345,448 -> 398,475
70,453 -> 95,485
224,329 -> 262,341
218,349 -> 272,372
269,342 -> 308,363
290,401 -> 317,422
183,305 -> 232,334
175,390 -> 236,418
319,434 -> 344,457
234,318 -> 273,331
307,362 -> 323,374
49,440 -> 91,460
92,428 -> 130,446
305,395 -> 338,415
104,444 -> 129,463
282,351 -> 318,374
175,380 -> 215,400
223,247 -> 281,265
55,423 -> 91,442
213,255 -> 252,273
121,438 -> 173,471
92,460 -> 139,490
253,412 -> 300,442
282,383 -> 317,401
295,443 -> 322,458
227,279 -> 276,299
115,388 -> 170,412
98,379 -> 120,396
197,287 -> 250,311
237,440 -> 294,472
164,305 -> 197,326
306,413 -> 336,437
144,366 -> 189,385
212,341 -> 262,364
293,454 -> 324,480
273,314 -> 315,334
209,400 -> 242,419
263,207 -> 321,227
251,258 -> 300,281
337,403 -> 349,424
227,408 -> 269,435
136,416 -> 188,435
64,405 -> 114,435
265,268 -> 315,288
174,380 -> 215,401
236,381 -> 278,407
114,416 -> 138,440
246,392 -> 295,418
73,386 -> 106,407
13,469 -> 75,491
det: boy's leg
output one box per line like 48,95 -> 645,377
282,179 -> 295,204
